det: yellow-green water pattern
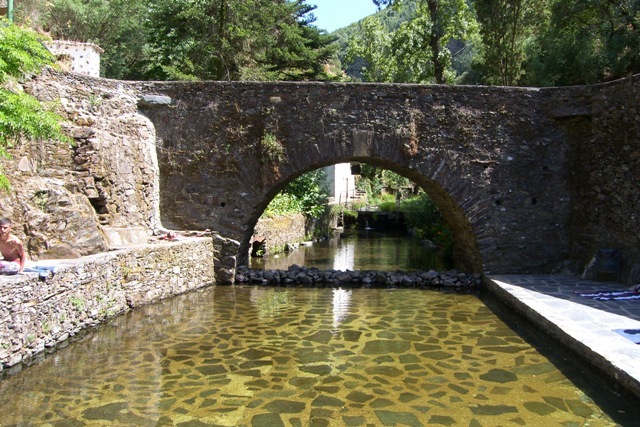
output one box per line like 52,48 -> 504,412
0,286 -> 620,426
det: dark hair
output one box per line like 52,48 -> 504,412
0,218 -> 13,226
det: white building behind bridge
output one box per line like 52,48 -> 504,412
324,163 -> 360,206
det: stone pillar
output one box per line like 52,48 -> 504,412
212,234 -> 240,284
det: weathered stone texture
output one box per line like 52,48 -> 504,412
1,70 -> 637,283
252,213 -> 306,254
0,68 -> 160,260
134,76 -> 637,281
0,238 -> 214,372
557,79 -> 640,282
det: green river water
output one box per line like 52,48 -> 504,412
0,236 -> 636,426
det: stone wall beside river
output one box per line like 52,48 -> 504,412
0,238 -> 214,374
252,213 -> 306,255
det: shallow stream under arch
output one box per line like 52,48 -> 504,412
0,283 -> 636,426
2,235 -> 639,425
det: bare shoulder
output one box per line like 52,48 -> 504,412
6,234 -> 24,247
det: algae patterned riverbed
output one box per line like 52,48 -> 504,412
0,286 -> 622,426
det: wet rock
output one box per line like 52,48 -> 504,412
427,415 -> 457,426
523,401 -> 556,416
263,399 -> 306,413
234,265 -> 479,292
82,401 -> 128,421
362,340 -> 411,354
375,410 -> 424,426
479,368 -> 518,383
346,390 -> 374,403
305,331 -> 333,344
364,366 -> 404,377
251,413 -> 285,427
311,395 -> 344,407
470,404 -> 518,415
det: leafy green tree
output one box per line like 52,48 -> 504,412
144,0 -> 336,81
265,169 -> 329,219
401,192 -> 452,257
260,2 -> 337,81
356,165 -> 412,198
373,0 -> 477,84
473,0 -> 549,86
344,16 -> 394,82
525,0 -> 640,85
43,0 -> 148,79
0,18 -> 68,190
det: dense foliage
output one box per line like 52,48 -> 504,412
0,18 -> 68,190
401,193 -> 452,257
19,0 -> 337,81
473,0 -> 548,86
341,0 -> 640,86
11,0 -> 638,84
264,169 -> 329,219
347,0 -> 477,83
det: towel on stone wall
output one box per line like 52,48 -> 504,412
576,290 -> 640,301
614,329 -> 640,344
23,265 -> 57,280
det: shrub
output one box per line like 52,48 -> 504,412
0,18 -> 69,190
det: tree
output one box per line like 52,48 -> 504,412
43,0 -> 148,79
473,0 -> 549,86
372,0 -> 477,84
344,16 -> 394,82
0,18 -> 69,190
260,1 -> 337,81
265,169 -> 329,219
525,0 -> 640,86
144,0 -> 336,81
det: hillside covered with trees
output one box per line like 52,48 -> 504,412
7,0 -> 639,86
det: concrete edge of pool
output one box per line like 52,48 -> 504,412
483,275 -> 640,403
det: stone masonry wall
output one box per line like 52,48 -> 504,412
0,238 -> 214,373
556,78 -> 640,284
136,76 -> 639,282
0,68 -> 161,261
252,213 -> 306,255
1,69 -> 637,283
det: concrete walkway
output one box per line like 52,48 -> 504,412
484,275 -> 640,402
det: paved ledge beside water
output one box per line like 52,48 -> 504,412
484,275 -> 640,401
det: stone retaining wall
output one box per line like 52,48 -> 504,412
252,213 -> 306,255
0,238 -> 215,373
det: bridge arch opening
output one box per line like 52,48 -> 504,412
239,157 -> 483,275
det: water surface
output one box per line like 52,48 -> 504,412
251,234 -> 450,272
0,286 -> 624,426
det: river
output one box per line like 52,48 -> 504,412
250,233 -> 450,272
1,286 -> 631,425
0,236 -> 637,425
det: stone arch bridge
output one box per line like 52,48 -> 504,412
135,77 -> 640,283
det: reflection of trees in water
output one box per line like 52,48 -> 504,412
250,287 -> 292,320
253,235 -> 446,271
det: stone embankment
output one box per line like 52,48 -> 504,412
0,238 -> 214,374
235,265 -> 481,291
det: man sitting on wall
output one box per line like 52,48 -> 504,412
0,218 -> 26,275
